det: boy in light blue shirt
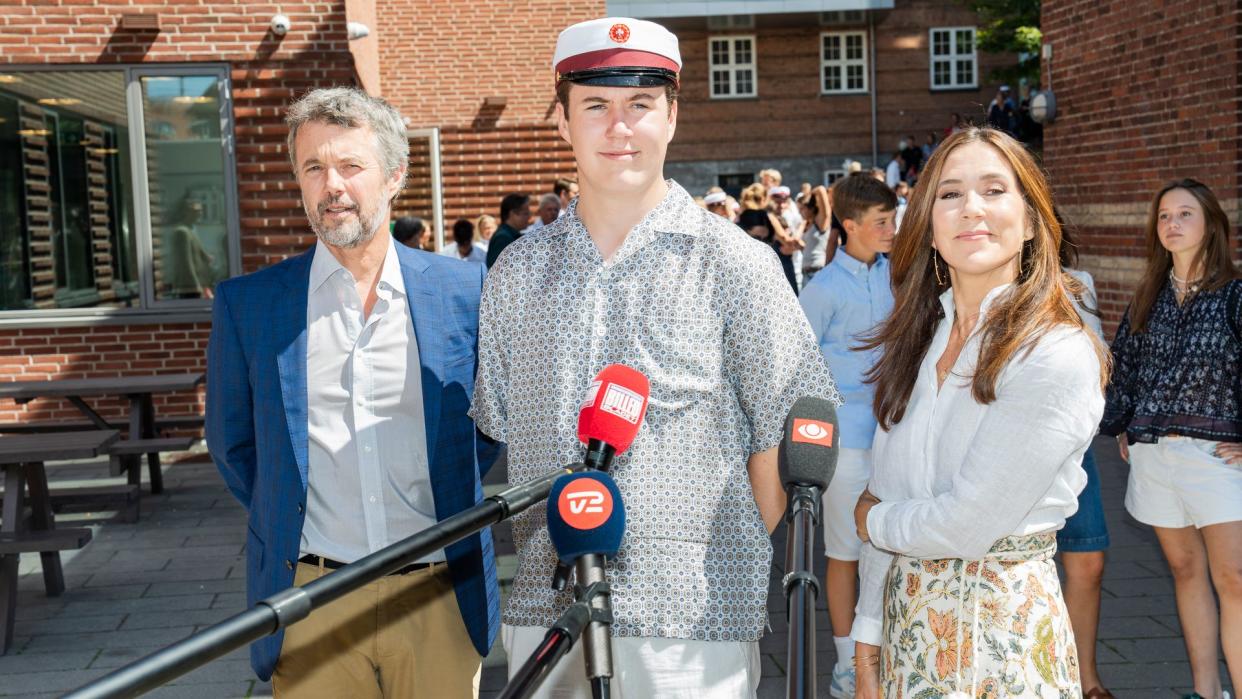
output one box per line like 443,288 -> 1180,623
797,174 -> 896,698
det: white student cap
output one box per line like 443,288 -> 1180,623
553,18 -> 681,87
704,191 -> 727,205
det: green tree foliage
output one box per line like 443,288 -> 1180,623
960,0 -> 1041,86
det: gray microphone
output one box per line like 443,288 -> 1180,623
777,396 -> 839,699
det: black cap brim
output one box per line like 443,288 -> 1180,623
560,67 -> 677,87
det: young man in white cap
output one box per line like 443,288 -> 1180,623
470,16 -> 840,697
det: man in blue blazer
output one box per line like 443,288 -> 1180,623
206,87 -> 498,697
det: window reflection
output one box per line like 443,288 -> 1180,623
143,75 -> 229,300
0,71 -> 138,310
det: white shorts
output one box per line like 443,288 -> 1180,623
501,624 -> 761,699
1126,436 -> 1242,529
822,447 -> 873,561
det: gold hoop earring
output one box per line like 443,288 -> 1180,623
932,252 -> 945,286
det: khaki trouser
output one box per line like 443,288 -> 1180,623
272,561 -> 482,698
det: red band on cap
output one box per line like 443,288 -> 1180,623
555,48 -> 680,77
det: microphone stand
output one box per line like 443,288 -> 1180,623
579,438 -> 616,698
500,580 -> 612,699
783,484 -> 821,699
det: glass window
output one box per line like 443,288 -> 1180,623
141,75 -> 230,301
708,36 -> 758,98
0,66 -> 235,319
822,31 -> 868,95
929,28 -> 978,90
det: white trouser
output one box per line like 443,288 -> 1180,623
502,624 -> 761,699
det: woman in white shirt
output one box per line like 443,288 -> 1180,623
850,128 -> 1110,698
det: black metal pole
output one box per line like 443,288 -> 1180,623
783,485 -> 820,699
64,466 -> 575,699
499,601 -> 591,699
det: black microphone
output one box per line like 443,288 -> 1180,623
778,396 -> 839,699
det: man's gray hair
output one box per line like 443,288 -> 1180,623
538,192 -> 561,208
285,87 -> 409,196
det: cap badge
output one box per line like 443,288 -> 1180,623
608,23 -> 630,44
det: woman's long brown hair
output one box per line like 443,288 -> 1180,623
861,127 -> 1111,430
1128,178 -> 1241,333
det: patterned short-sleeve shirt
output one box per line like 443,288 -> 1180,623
469,181 -> 841,642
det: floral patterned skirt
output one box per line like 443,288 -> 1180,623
880,533 -> 1080,698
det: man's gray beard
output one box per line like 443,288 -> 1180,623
308,207 -> 380,249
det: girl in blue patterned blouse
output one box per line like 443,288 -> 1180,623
1101,178 -> 1242,699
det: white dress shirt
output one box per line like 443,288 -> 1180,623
302,236 -> 444,564
852,284 -> 1104,644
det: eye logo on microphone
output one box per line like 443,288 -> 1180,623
558,479 -> 614,530
792,418 -> 834,447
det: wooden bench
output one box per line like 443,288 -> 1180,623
0,415 -> 204,435
49,484 -> 140,524
0,528 -> 93,554
107,436 -> 195,495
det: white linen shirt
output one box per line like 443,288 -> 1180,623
851,284 -> 1104,644
302,236 -> 444,564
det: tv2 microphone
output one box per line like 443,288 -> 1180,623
501,472 -> 626,699
778,396 -> 839,699
576,364 -> 650,473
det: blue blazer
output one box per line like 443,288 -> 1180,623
205,244 -> 499,681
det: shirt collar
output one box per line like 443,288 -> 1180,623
832,249 -> 886,276
308,234 -> 405,298
309,238 -> 345,294
556,180 -> 704,240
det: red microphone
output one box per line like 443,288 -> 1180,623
576,364 -> 650,472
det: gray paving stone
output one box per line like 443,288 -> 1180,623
0,668 -> 108,695
14,613 -> 125,636
84,566 -> 232,587
0,649 -> 99,673
63,594 -> 215,616
1100,593 -> 1177,617
1096,614 -> 1182,639
120,608 -> 238,631
23,626 -> 196,652
144,578 -> 245,598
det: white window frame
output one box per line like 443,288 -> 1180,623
708,35 -> 758,99
821,31 -> 868,95
929,27 -> 978,90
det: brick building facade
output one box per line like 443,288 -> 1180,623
0,0 -> 595,424
0,0 -> 1008,425
650,0 -> 1013,192
1041,0 -> 1241,334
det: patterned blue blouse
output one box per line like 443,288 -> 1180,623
1101,278 -> 1242,444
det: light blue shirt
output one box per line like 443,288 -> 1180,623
798,250 -> 893,449
303,236 -> 442,563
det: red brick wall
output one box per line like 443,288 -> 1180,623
0,0 -> 359,423
1042,0 -> 1241,335
671,1 -> 1012,164
375,0 -> 601,223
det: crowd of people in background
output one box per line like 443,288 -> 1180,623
447,151 -> 1239,699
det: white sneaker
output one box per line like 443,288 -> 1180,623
829,663 -> 856,699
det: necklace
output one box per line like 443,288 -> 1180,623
1169,268 -> 1202,294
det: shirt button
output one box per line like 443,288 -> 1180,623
364,445 -> 372,453
285,559 -> 294,570
369,495 -> 378,504
595,325 -> 607,337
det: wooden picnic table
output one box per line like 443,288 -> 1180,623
0,373 -> 205,495
0,430 -> 119,654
